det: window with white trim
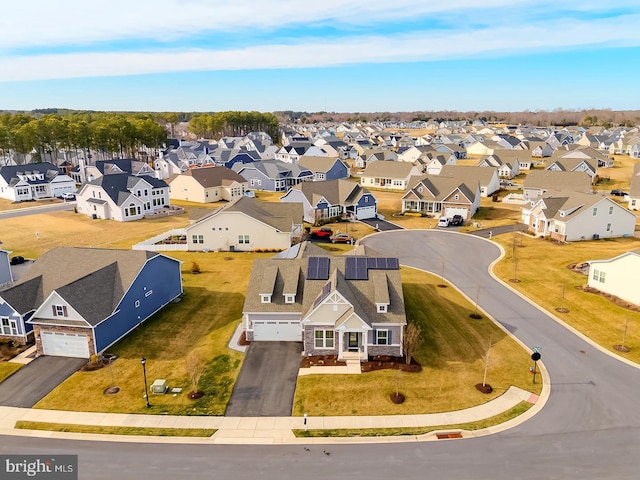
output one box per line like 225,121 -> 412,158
592,207 -> 598,216
285,294 -> 295,304
377,304 -> 387,313
261,294 -> 271,303
239,235 -> 250,244
135,300 -> 140,308
1,317 -> 18,336
606,223 -> 611,232
376,329 -> 389,345
52,305 -> 68,317
192,234 -> 204,244
609,206 -> 614,215
145,290 -> 153,297
592,269 -> 606,283
314,330 -> 334,348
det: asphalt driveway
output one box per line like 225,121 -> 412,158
359,217 -> 403,231
0,356 -> 86,407
226,342 -> 302,417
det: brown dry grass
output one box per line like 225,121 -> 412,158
493,233 -> 640,363
293,267 -> 541,416
0,198 -> 64,212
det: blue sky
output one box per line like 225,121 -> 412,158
1,1 -> 639,112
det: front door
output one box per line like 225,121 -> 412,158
348,332 -> 359,351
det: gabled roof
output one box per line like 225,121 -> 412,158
404,175 -> 476,203
524,170 -> 592,193
85,173 -> 167,205
534,191 -> 617,222
362,160 -> 417,178
171,166 -> 246,188
298,155 -> 344,173
439,165 -> 498,186
0,162 -> 61,184
287,179 -> 372,207
1,248 -> 162,325
190,196 -> 302,233
243,251 -> 406,326
232,160 -> 312,180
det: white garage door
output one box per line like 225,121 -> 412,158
356,205 -> 377,220
41,331 -> 90,358
252,321 -> 302,341
444,207 -> 468,219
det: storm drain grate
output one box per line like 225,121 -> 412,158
436,433 -> 463,439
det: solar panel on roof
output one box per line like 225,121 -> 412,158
367,257 -> 378,269
387,258 -> 400,270
307,257 -> 319,280
318,257 -> 330,280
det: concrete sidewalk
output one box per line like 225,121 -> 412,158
0,386 -> 539,445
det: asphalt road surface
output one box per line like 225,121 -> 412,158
0,202 -> 75,219
1,230 -> 639,480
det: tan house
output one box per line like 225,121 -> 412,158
169,166 -> 247,203
360,161 -> 422,191
439,165 -> 500,197
185,196 -> 303,252
402,175 -> 480,220
242,243 -> 406,361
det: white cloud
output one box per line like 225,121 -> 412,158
0,0 -> 635,50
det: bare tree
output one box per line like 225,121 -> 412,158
185,353 -> 205,394
403,322 -> 422,364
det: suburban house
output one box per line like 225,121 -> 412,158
402,175 -> 480,220
524,191 -> 636,242
242,243 -> 406,361
476,153 -> 521,179
232,160 -> 313,192
0,249 -> 12,288
438,165 -> 500,197
280,179 -> 377,223
297,156 -> 349,181
530,141 -> 555,158
76,173 -> 170,221
168,166 -> 247,203
628,162 -> 640,211
545,156 -> 598,183
418,153 -> 457,175
0,247 -> 182,356
184,196 -> 303,252
523,170 -> 592,203
587,250 -> 640,306
360,161 -> 422,191
0,163 -> 76,202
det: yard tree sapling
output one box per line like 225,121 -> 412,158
402,322 -> 422,365
185,352 -> 205,397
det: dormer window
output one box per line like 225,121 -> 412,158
52,305 -> 68,317
377,303 -> 388,313
261,294 -> 272,304
285,294 -> 295,304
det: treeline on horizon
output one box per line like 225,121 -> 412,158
275,109 -> 640,128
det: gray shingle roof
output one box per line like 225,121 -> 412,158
1,247 -> 160,326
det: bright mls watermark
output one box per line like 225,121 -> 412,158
1,455 -> 77,479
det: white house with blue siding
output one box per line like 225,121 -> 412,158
0,247 -> 183,358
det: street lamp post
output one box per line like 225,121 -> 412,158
141,357 -> 150,408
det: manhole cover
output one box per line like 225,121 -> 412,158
104,386 -> 120,395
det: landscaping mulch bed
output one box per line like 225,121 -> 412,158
475,383 -> 493,394
238,331 -> 251,346
80,353 -> 118,371
300,355 -> 347,368
361,355 -> 422,373
188,391 -> 204,399
0,342 -> 32,362
577,285 -> 640,312
390,392 -> 405,404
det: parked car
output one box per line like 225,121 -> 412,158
449,214 -> 464,226
610,189 -> 628,197
10,256 -> 25,265
61,192 -> 76,200
500,180 -> 514,187
310,227 -> 333,239
330,233 -> 354,244
437,217 -> 450,227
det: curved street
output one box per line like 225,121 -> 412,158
2,230 -> 639,479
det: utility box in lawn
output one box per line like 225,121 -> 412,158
150,379 -> 168,394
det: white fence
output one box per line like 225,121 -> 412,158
132,229 -> 188,252
502,193 -> 526,205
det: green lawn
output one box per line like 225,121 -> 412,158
293,267 -> 541,416
15,421 -> 216,437
293,401 -> 532,437
0,363 -> 23,383
35,252 -> 268,415
493,233 -> 640,363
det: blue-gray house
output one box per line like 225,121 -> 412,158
232,160 -> 313,192
0,249 -> 12,287
298,156 -> 349,181
0,247 -> 182,357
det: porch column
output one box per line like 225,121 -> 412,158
337,331 -> 343,360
